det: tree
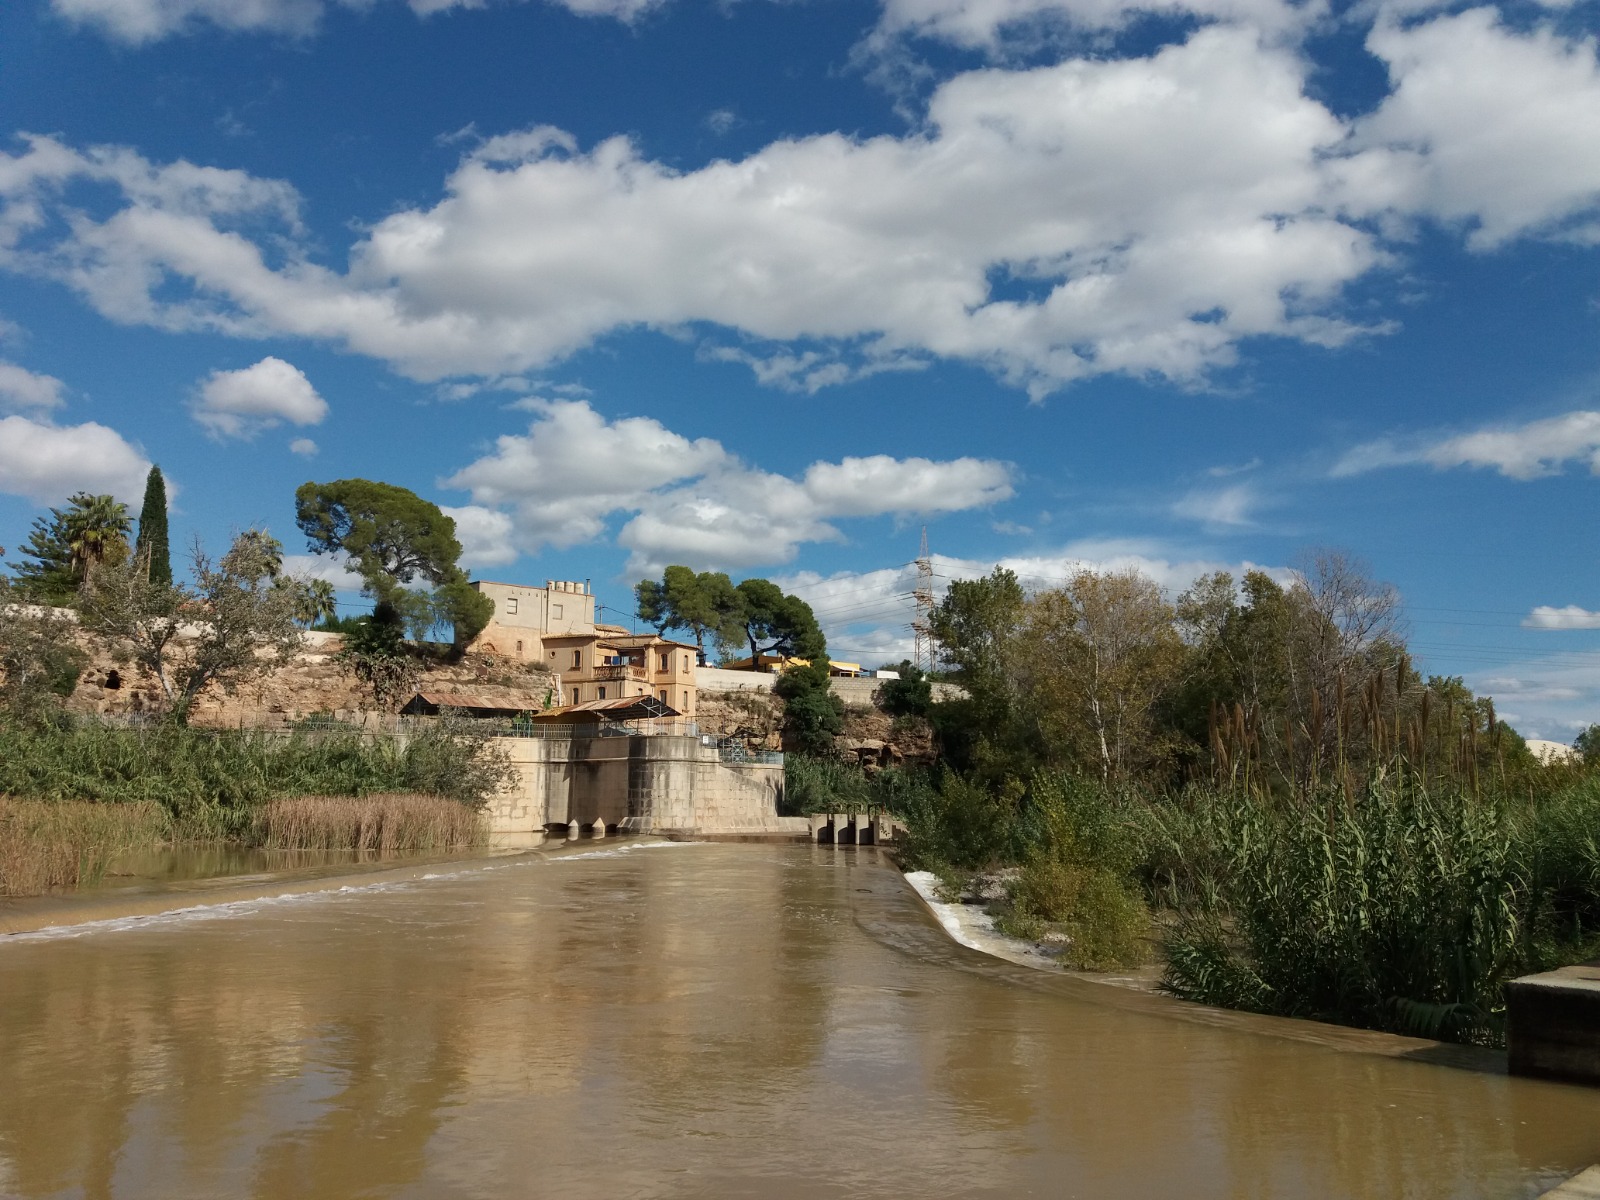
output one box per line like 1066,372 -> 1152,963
293,579 -> 339,629
927,568 -> 1029,773
6,493 -> 131,603
134,466 -> 172,586
1019,570 -> 1185,783
732,578 -> 825,666
336,600 -> 420,705
0,579 -> 87,720
1577,724 -> 1600,765
433,574 -> 494,648
636,566 -> 743,660
78,532 -> 302,724
6,506 -> 77,604
294,479 -> 465,601
63,493 -> 132,579
775,656 -> 845,754
876,660 -> 933,719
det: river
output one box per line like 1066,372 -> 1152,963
0,841 -> 1596,1199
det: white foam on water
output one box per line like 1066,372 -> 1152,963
547,839 -> 706,863
2,840 -> 705,945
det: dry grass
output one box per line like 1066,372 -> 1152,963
254,793 -> 486,852
0,799 -> 167,897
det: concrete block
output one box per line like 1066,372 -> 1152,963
1538,1166 -> 1600,1198
1508,962 -> 1600,1086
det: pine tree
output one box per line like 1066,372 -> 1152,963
5,506 -> 77,603
134,466 -> 172,586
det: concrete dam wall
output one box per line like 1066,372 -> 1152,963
486,734 -> 807,838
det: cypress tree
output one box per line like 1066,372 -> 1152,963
134,466 -> 172,586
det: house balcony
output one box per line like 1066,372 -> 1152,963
594,662 -> 649,683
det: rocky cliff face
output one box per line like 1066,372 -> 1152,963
694,687 -> 935,764
66,632 -> 555,728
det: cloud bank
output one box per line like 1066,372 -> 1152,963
440,399 -> 1014,572
4,12 -> 1599,398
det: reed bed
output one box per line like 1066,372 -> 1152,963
0,798 -> 167,896
0,719 -> 513,837
254,793 -> 487,852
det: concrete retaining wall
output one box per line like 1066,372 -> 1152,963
696,667 -> 964,706
1508,962 -> 1600,1086
487,734 -> 805,838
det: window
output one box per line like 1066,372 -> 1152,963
683,691 -> 689,710
658,689 -> 667,702
598,686 -> 607,700
505,597 -> 518,615
571,687 -> 581,703
572,649 -> 582,669
681,654 -> 690,674
660,652 -> 670,672
515,640 -> 523,654
552,604 -> 563,620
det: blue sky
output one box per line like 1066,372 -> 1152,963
0,0 -> 1598,739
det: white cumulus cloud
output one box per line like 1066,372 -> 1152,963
191,357 -> 328,440
440,504 -> 519,568
0,361 -> 65,411
5,14 -> 1600,397
1354,11 -> 1600,248
441,399 -> 1015,571
0,415 -> 150,504
1525,605 -> 1600,630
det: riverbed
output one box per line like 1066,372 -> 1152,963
1,841 -> 1596,1198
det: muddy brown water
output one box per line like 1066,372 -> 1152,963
0,842 -> 1597,1199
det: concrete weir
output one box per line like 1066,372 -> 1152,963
807,812 -> 905,845
485,734 -> 810,839
1508,961 -> 1600,1086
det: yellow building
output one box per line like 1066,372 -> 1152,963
467,579 -> 698,716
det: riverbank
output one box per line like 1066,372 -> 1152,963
893,861 -> 1521,1074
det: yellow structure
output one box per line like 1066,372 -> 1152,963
720,654 -> 864,677
467,579 -> 698,716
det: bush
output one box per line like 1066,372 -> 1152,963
898,774 -> 1023,872
999,858 -> 1150,969
782,753 -> 870,815
993,773 -> 1151,969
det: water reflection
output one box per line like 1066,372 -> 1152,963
0,844 -> 1596,1199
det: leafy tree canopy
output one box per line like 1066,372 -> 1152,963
295,479 -> 464,600
635,566 -> 743,657
733,577 -> 825,666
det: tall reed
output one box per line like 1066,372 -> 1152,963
0,798 -> 167,896
253,793 -> 486,852
1157,777 -> 1523,1045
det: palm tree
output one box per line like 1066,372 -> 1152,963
63,493 -> 132,581
294,578 -> 339,629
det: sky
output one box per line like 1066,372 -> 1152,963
0,0 -> 1597,741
